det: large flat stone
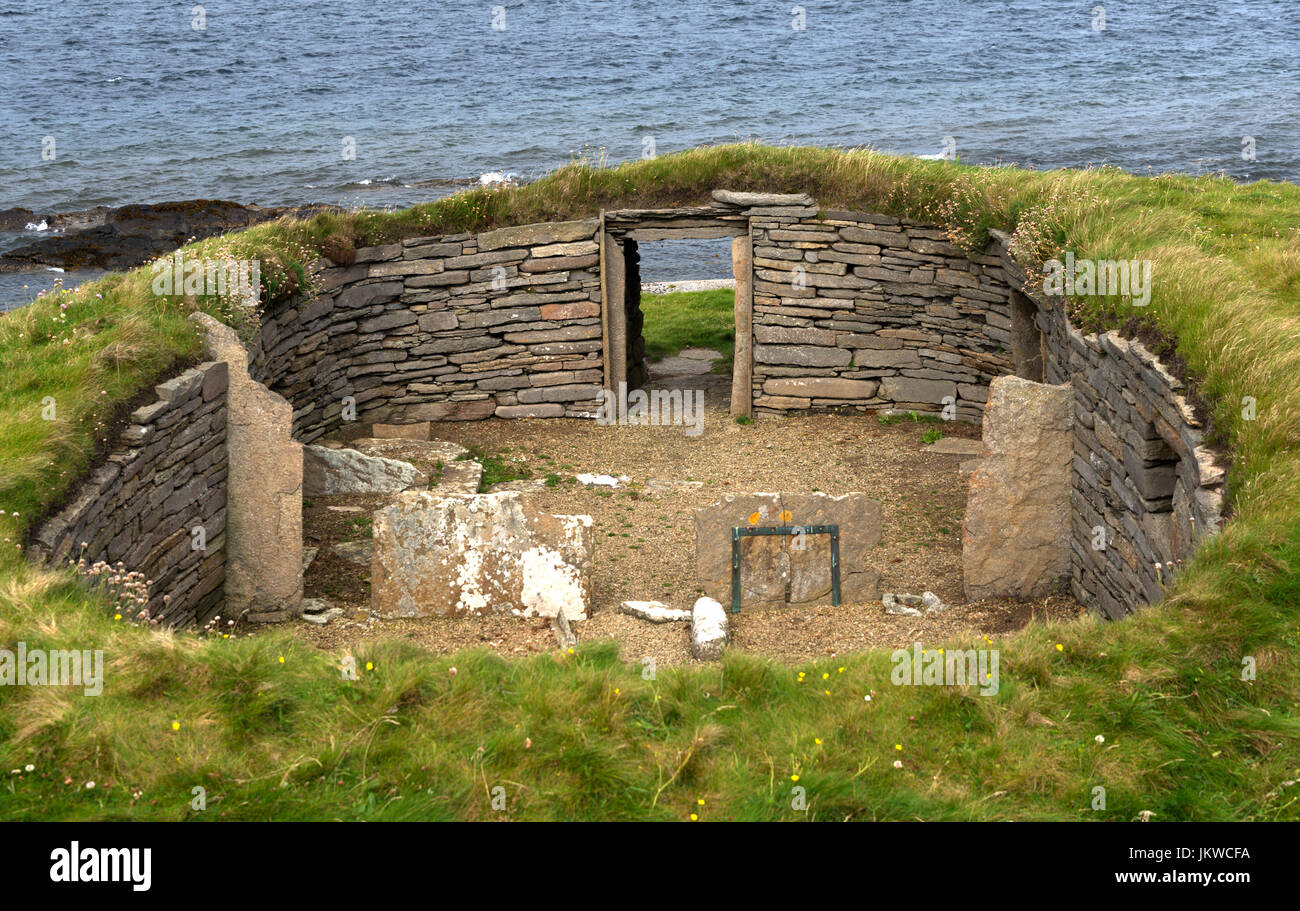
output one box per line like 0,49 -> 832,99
303,445 -> 427,496
963,375 -> 1073,601
371,492 -> 593,620
476,219 -> 599,252
763,377 -> 879,400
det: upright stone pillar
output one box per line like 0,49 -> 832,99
962,375 -> 1073,601
603,233 -> 627,393
730,233 -> 754,419
192,313 -> 303,621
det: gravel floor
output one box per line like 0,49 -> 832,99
289,374 -> 1086,665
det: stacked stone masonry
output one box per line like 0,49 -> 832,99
990,231 -> 1225,618
746,207 -> 1015,422
248,218 -> 607,442
29,362 -> 230,626
26,194 -> 1226,625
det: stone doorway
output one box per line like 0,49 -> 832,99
600,207 -> 753,419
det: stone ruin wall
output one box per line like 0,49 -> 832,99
28,362 -> 230,625
25,197 -> 1227,627
744,207 -> 1015,423
992,233 -> 1226,619
248,218 -> 607,444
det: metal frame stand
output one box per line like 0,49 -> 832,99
730,524 -> 841,613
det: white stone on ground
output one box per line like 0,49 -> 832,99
620,600 -> 692,623
575,473 -> 628,488
301,598 -> 344,625
690,596 -> 729,660
882,593 -> 923,616
883,591 -> 948,616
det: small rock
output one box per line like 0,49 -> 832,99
332,539 -> 374,566
327,505 -> 363,513
620,600 -> 692,623
302,546 -> 318,572
690,596 -> 729,660
882,593 -> 923,616
576,473 -> 628,488
300,598 -> 345,625
551,612 -> 578,649
921,591 -> 947,614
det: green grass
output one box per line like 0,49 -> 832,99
920,428 -> 944,445
640,289 -> 735,369
456,445 -> 531,492
1,142 -> 1299,820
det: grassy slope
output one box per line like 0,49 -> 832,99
1,144 -> 1298,820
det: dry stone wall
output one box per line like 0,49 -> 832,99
25,195 -> 1230,627
747,208 -> 1015,421
249,218 -> 605,443
991,232 -> 1226,618
29,362 -> 230,626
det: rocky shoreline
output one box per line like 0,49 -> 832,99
0,199 -> 339,273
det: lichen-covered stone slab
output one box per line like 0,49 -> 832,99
303,444 -> 427,496
371,491 -> 592,620
962,375 -> 1073,601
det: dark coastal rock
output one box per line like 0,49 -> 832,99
0,199 -> 339,272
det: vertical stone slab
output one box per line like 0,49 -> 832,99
193,313 -> 303,621
730,233 -> 754,419
603,233 -> 627,393
962,375 -> 1073,601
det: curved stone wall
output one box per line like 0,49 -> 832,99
29,362 -> 230,625
991,232 -> 1226,618
28,193 -> 1227,626
248,219 -> 605,444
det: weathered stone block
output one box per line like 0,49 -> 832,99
476,219 -> 599,252
694,492 -> 882,607
302,445 -> 427,496
371,491 -> 593,620
963,375 -> 1073,601
763,377 -> 879,400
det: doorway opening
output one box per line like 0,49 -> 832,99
601,208 -> 752,420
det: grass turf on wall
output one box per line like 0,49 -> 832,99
0,144 -> 1297,820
